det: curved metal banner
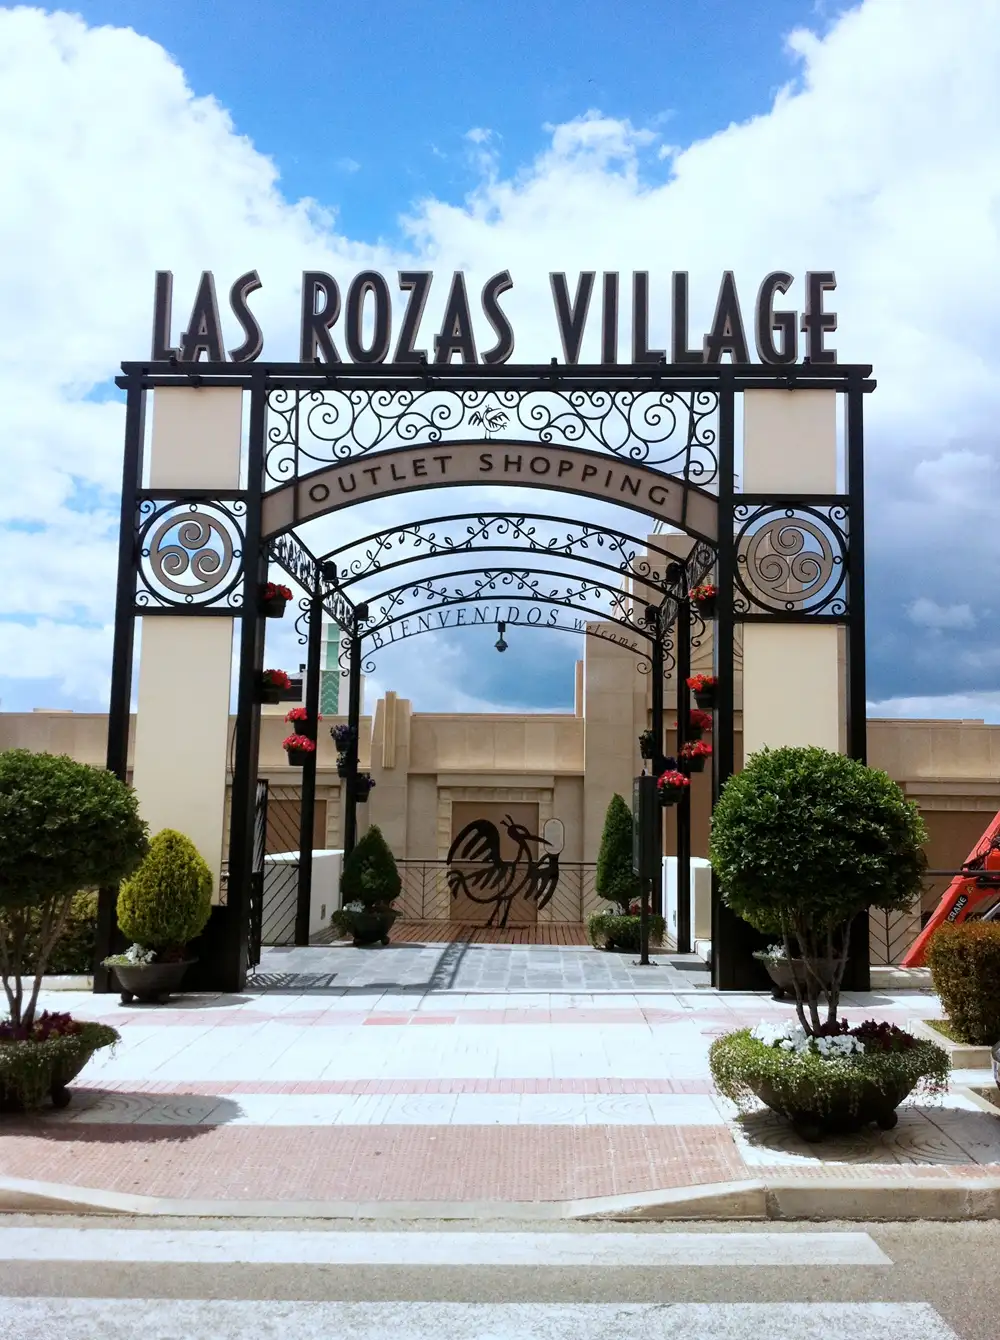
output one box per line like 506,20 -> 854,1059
261,440 -> 718,542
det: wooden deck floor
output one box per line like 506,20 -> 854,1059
390,922 -> 590,946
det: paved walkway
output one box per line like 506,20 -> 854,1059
253,943 -> 712,993
0,947 -> 996,1211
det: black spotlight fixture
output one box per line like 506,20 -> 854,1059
495,621 -> 508,653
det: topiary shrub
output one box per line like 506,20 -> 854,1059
116,829 -> 213,960
925,922 -> 1000,1045
334,825 -> 401,946
587,910 -> 665,953
595,793 -> 640,913
0,749 -> 147,1032
710,746 -> 926,1036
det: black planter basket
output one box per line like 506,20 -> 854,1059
681,754 -> 707,774
355,775 -> 375,803
692,595 -> 717,619
285,746 -> 313,767
336,757 -> 350,777
693,689 -> 716,711
260,595 -> 289,619
638,733 -> 656,760
259,684 -> 284,705
658,786 -> 686,808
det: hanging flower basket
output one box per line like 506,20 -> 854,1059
688,709 -> 713,742
656,768 -> 691,807
284,706 -> 322,740
259,582 -> 293,619
638,729 -> 656,760
283,733 -> 316,767
354,774 -> 376,803
687,674 -> 717,710
680,740 -> 713,774
689,583 -> 718,619
259,668 -> 291,705
331,724 -> 355,749
336,756 -> 350,778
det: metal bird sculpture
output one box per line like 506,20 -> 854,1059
446,813 -> 562,928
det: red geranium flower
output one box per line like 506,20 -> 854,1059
689,709 -> 713,731
680,740 -> 712,759
686,674 -> 717,691
262,582 -> 293,602
284,707 -> 323,724
262,669 -> 292,688
656,769 -> 690,791
282,733 -> 316,752
689,583 -> 717,602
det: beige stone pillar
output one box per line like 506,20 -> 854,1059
740,390 -> 841,756
131,388 -> 243,893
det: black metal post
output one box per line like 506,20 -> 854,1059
639,875 -> 651,966
343,632 -> 363,856
95,374 -> 146,992
220,372 -> 268,992
676,590 -> 692,954
650,627 -> 664,918
844,370 -> 871,990
294,574 -> 324,945
712,370 -> 745,990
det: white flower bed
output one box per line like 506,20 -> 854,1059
751,1020 -> 865,1057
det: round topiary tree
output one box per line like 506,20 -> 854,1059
116,829 -> 213,960
710,745 -> 926,1035
334,825 -> 401,947
0,749 -> 148,1030
595,793 -> 640,913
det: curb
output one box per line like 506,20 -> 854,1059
3,1172 -> 1000,1222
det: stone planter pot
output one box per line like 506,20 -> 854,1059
750,1072 -> 917,1142
756,955 -> 835,1002
110,960 -> 194,1005
333,906 -> 398,947
0,1025 -> 118,1113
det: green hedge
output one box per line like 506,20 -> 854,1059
15,892 -> 98,976
587,911 -> 665,953
926,922 -> 1000,1045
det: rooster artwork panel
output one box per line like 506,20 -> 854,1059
446,806 -> 564,928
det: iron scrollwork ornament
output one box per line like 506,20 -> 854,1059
734,503 -> 849,616
136,499 -> 245,610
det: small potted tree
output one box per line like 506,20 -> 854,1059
259,668 -> 291,704
688,709 -> 713,742
331,825 -> 401,946
259,582 -> 293,618
708,746 -> 949,1140
283,733 -> 316,767
679,740 -> 712,773
587,793 -> 664,952
656,768 -> 690,807
687,674 -> 717,709
689,583 -> 717,618
0,749 -> 148,1110
103,829 -> 212,1004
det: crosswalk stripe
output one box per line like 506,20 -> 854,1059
0,1228 -> 891,1267
0,1299 -> 961,1340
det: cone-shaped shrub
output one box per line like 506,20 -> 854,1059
595,793 -> 640,913
116,829 -> 213,956
340,824 -> 400,908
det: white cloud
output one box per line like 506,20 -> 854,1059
868,692 -> 1000,725
2,1 -> 1000,714
907,598 -> 976,631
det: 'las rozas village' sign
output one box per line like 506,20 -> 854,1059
151,268 -> 839,368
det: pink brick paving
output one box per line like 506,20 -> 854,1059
73,1078 -> 719,1096
0,1125 -> 746,1201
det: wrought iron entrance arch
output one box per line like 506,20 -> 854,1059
100,358 -> 873,994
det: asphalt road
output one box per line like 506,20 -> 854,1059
0,1216 -> 997,1339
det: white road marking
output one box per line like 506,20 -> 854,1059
0,1227 -> 891,1266
0,1299 -> 960,1340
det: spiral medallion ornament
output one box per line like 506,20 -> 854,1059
735,504 -> 848,616
136,499 -> 246,610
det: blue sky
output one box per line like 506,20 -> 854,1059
73,0 -> 818,238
